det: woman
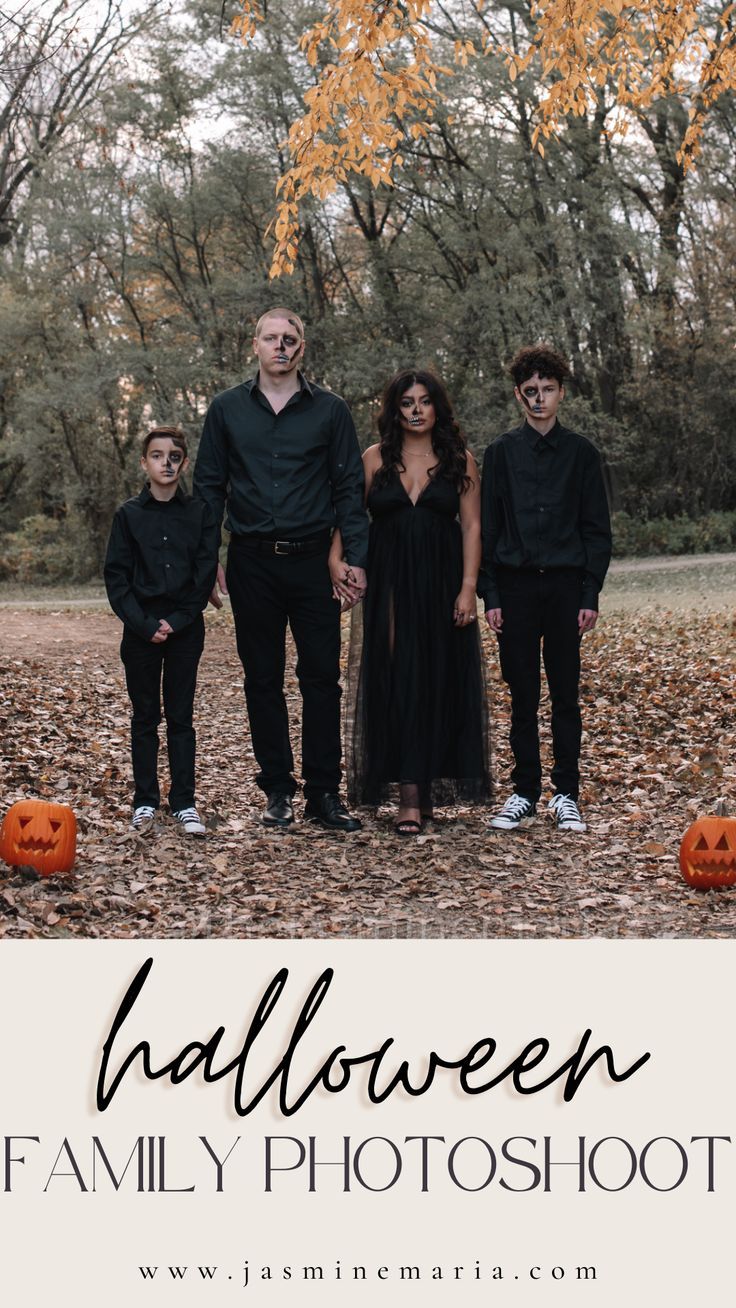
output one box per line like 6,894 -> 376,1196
330,369 -> 491,833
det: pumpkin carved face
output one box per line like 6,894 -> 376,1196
679,815 -> 736,890
0,800 -> 77,876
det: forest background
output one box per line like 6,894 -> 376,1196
1,0 -> 735,583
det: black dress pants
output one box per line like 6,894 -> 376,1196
226,537 -> 342,800
496,567 -> 583,802
121,615 -> 205,811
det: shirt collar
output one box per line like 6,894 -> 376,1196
521,418 -> 561,450
245,370 -> 313,399
138,484 -> 187,506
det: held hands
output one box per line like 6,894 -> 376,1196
151,619 -> 173,644
330,560 -> 367,611
453,584 -> 478,627
208,562 -> 228,610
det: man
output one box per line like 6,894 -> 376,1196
479,343 -> 612,834
194,307 -> 368,831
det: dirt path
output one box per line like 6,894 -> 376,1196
609,551 -> 736,572
1,551 -> 735,623
1,609 -> 118,654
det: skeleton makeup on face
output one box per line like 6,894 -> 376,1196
398,385 -> 435,430
254,315 -> 305,374
515,373 -> 564,422
273,334 -> 301,365
141,439 -> 189,496
148,450 -> 184,474
520,383 -> 545,412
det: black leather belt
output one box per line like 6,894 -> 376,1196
234,532 -> 331,557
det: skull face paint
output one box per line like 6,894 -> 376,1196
520,383 -> 545,412
141,438 -> 189,499
273,335 -> 301,364
398,383 -> 436,437
254,314 -> 305,379
514,372 -> 564,430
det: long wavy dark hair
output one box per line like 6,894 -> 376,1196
373,369 -> 471,493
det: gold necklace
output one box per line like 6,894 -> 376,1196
402,447 -> 433,458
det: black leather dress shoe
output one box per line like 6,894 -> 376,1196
263,793 -> 294,828
304,792 -> 362,832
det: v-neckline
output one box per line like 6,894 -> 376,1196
397,468 -> 436,507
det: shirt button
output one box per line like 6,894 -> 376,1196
163,535 -> 168,541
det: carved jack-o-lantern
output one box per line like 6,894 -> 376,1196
0,799 -> 77,876
679,815 -> 736,890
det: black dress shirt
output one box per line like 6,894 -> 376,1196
104,485 -> 219,640
478,419 -> 612,611
193,372 -> 369,568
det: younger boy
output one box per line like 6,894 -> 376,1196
104,427 -> 218,834
479,345 -> 612,833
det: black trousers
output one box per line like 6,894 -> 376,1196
496,568 -> 584,803
120,615 -> 205,811
226,536 -> 342,800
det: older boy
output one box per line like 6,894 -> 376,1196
479,345 -> 611,833
105,427 -> 218,834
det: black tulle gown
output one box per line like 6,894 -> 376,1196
346,469 -> 491,807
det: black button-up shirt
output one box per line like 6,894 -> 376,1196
104,485 -> 219,640
193,372 -> 369,568
478,419 -> 612,611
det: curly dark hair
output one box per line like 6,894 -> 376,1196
508,343 -> 570,388
373,369 -> 471,493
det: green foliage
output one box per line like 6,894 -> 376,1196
0,0 -> 734,581
612,512 -> 736,558
0,514 -> 96,583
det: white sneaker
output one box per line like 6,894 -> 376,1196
173,806 -> 206,836
488,793 -> 537,830
131,805 -> 156,833
548,794 -> 587,832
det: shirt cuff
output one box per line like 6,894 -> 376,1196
134,615 -> 160,640
477,583 -> 500,610
164,609 -> 203,633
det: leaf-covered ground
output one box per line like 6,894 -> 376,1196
1,557 -> 734,939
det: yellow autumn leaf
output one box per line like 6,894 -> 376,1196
231,0 -> 736,276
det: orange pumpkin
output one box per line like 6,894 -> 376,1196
679,815 -> 736,890
0,799 -> 77,876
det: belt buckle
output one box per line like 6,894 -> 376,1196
274,540 -> 291,555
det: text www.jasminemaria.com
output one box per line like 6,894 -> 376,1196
137,1260 -> 598,1287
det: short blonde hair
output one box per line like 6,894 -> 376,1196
254,307 -> 304,338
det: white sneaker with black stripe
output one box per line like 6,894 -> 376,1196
131,805 -> 156,833
548,793 -> 586,832
488,793 -> 537,830
173,806 -> 206,836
